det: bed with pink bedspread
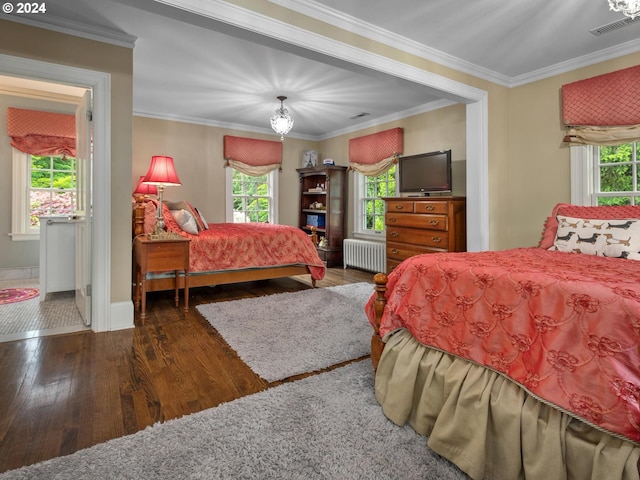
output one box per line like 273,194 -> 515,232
366,203 -> 640,480
133,197 -> 325,292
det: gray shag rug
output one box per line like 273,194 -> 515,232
0,360 -> 469,479
196,283 -> 374,381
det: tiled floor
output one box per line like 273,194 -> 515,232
0,278 -> 88,343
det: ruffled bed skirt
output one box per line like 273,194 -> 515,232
375,329 -> 640,480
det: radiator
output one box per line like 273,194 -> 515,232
343,239 -> 386,273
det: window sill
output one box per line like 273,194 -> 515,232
9,232 -> 40,242
352,231 -> 385,242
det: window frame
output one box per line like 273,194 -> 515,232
571,143 -> 640,206
11,149 -> 78,241
353,166 -> 397,241
225,167 -> 279,223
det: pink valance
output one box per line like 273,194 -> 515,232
562,65 -> 640,127
349,127 -> 403,165
224,135 -> 282,167
7,107 -> 76,157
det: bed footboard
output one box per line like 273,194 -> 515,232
371,272 -> 388,370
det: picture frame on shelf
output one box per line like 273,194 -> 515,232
302,150 -> 317,168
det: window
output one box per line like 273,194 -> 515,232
11,150 -> 77,240
225,168 -> 278,223
354,164 -> 397,239
571,142 -> 640,206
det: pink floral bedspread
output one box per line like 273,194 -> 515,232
365,248 -> 640,443
173,223 -> 325,280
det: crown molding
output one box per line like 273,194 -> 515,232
2,13 -> 137,48
271,0 -> 640,88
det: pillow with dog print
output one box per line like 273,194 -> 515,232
549,215 -> 640,260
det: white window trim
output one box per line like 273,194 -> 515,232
225,168 -> 279,223
570,145 -> 596,206
352,171 -> 392,242
10,149 -> 38,241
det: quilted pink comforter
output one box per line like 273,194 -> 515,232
366,248 -> 640,443
173,222 -> 325,280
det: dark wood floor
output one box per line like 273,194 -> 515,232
0,267 -> 374,473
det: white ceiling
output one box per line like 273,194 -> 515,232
4,0 -> 640,140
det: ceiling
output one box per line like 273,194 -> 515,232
4,0 -> 640,140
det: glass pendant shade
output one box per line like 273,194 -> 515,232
608,0 -> 640,18
270,96 -> 294,141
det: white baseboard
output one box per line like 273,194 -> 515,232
0,267 -> 39,281
107,300 -> 135,331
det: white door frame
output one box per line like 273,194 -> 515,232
0,53 -> 112,332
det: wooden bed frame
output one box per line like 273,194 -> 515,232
370,272 -> 388,370
132,196 -> 318,292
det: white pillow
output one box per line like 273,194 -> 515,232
170,209 -> 199,235
550,215 -> 640,259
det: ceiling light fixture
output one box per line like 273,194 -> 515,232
270,95 -> 294,141
608,0 -> 640,18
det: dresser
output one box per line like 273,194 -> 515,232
384,197 -> 466,273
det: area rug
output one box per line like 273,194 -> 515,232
0,361 -> 470,479
0,288 -> 39,305
196,282 -> 373,382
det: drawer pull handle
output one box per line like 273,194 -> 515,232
425,205 -> 435,211
388,217 -> 397,223
391,248 -> 399,254
432,236 -> 442,243
429,220 -> 439,226
390,231 -> 399,238
394,205 -> 405,210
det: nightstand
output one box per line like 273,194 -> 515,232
133,236 -> 190,324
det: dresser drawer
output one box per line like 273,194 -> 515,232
385,212 -> 448,231
415,201 -> 449,214
386,200 -> 415,213
386,242 -> 438,261
387,226 -> 449,249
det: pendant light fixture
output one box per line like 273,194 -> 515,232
270,95 -> 294,141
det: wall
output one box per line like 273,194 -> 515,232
508,51 -> 640,248
0,19 -> 134,305
132,103 -> 467,238
0,93 -> 77,269
132,116 -> 320,227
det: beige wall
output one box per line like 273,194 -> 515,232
132,117 -> 320,227
508,52 -> 640,248
0,19 -> 133,304
133,104 -> 467,240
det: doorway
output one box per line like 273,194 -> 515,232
0,53 -> 113,333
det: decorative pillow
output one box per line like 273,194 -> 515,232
550,215 -> 640,259
170,209 -> 199,235
143,201 -> 156,235
195,207 -> 209,229
161,203 -> 183,234
166,200 -> 207,231
539,203 -> 640,249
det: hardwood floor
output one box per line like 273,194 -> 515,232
0,268 -> 374,473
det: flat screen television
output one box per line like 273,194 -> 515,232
398,149 -> 452,195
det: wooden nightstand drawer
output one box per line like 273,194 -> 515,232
385,212 -> 448,231
387,226 -> 449,249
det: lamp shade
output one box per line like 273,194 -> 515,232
142,155 -> 182,186
133,175 -> 158,196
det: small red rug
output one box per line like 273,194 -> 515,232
0,288 -> 39,305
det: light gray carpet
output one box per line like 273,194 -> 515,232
197,283 -> 374,381
0,360 -> 470,480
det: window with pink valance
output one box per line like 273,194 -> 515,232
223,135 -> 282,176
562,65 -> 640,145
348,127 -> 403,176
7,107 -> 76,157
